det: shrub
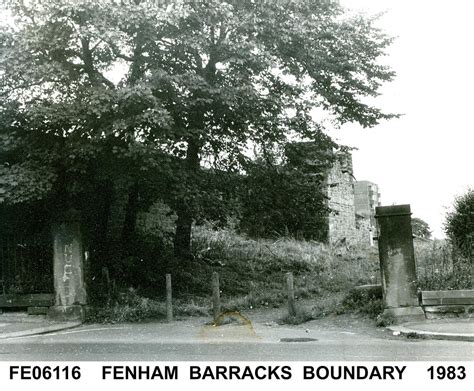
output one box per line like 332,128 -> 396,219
278,306 -> 315,325
341,286 -> 384,319
444,189 -> 473,260
375,312 -> 395,327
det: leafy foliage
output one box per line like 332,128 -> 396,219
444,189 -> 473,260
239,142 -> 333,240
1,0 -> 397,259
411,217 -> 431,239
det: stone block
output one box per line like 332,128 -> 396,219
48,305 -> 84,322
376,205 -> 419,309
27,306 -> 49,315
423,305 -> 466,314
52,214 -> 87,309
383,306 -> 426,324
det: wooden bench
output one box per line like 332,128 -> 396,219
420,290 -> 474,318
0,293 -> 54,315
421,290 -> 474,306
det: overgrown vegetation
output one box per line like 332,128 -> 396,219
86,224 -> 380,323
86,288 -> 209,323
86,223 -> 471,324
192,224 -> 380,304
341,286 -> 384,319
414,239 -> 472,291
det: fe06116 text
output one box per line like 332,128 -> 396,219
427,366 -> 466,380
10,366 -> 81,380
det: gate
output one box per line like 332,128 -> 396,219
0,233 -> 53,295
0,206 -> 54,308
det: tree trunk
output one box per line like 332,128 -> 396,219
172,50 -> 215,260
95,182 -> 114,253
173,140 -> 200,260
120,181 -> 140,257
173,206 -> 194,260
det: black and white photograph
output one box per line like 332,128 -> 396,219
0,0 -> 472,379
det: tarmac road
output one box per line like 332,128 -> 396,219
0,317 -> 472,361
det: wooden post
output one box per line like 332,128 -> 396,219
212,272 -> 221,322
286,272 -> 296,317
166,274 -> 173,322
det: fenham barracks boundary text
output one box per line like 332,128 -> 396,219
7,364 -> 468,381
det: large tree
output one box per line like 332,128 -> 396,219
411,217 -> 432,239
1,0 -> 396,259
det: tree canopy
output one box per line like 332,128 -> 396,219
0,0 -> 397,258
411,217 -> 431,239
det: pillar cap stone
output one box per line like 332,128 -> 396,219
375,204 -> 411,218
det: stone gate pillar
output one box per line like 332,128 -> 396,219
375,204 -> 425,323
48,209 -> 87,321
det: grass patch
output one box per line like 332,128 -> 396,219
85,288 -> 209,323
191,224 -> 380,309
312,292 -> 347,318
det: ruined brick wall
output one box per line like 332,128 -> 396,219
286,142 -> 380,246
326,154 -> 357,244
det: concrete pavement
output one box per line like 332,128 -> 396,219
1,309 -> 473,347
0,309 -> 472,361
0,312 -> 81,340
388,318 -> 474,341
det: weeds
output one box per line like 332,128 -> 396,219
85,288 -> 209,323
87,226 -> 473,324
87,225 -> 382,323
192,224 -> 380,303
415,239 -> 472,290
375,312 -> 395,327
341,286 -> 384,319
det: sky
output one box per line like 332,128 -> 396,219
332,0 -> 474,238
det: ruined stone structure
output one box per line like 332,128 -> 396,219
325,154 -> 380,246
326,153 -> 357,244
286,141 -> 381,246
